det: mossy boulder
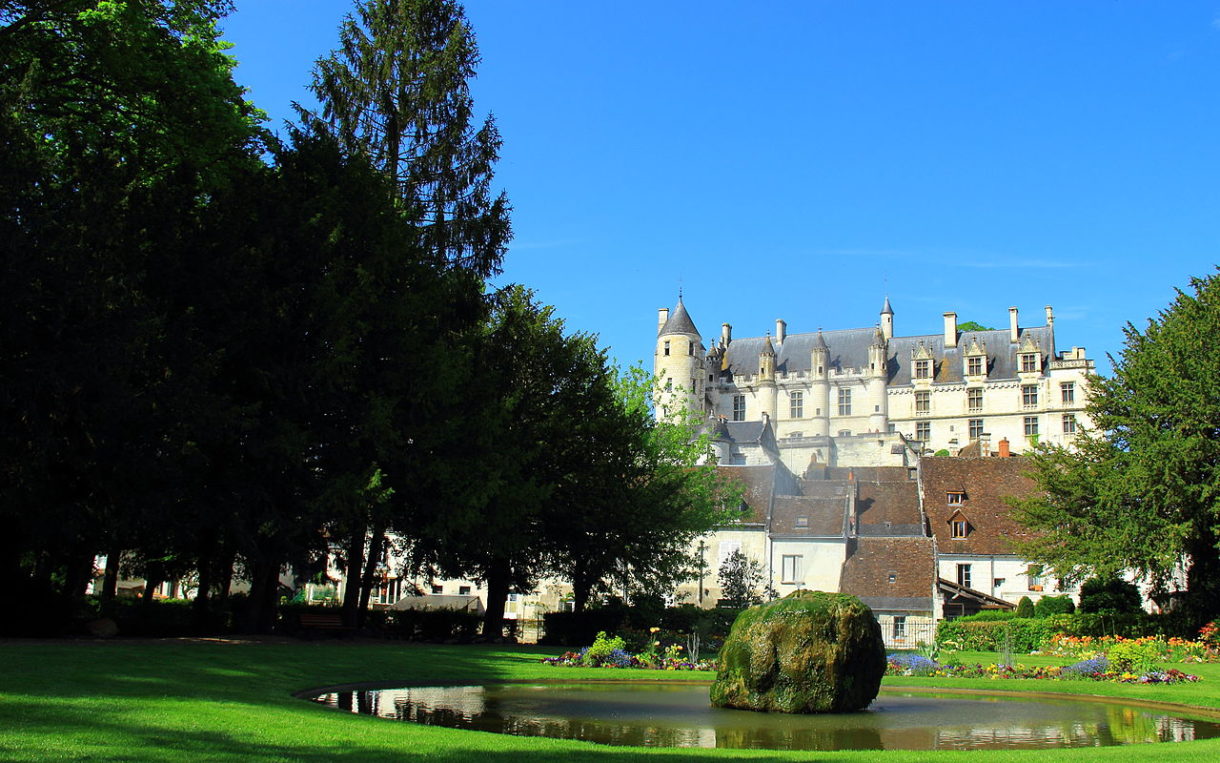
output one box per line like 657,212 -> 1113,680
709,590 -> 886,713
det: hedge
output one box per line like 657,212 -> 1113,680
936,612 -> 1201,652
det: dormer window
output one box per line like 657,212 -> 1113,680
796,516 -> 808,528
887,571 -> 897,583
914,359 -> 931,379
967,355 -> 984,376
948,509 -> 970,539
1020,353 -> 1038,372
947,492 -> 964,505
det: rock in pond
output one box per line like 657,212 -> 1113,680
709,591 -> 886,713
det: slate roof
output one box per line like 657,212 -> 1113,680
659,298 -> 700,337
921,456 -> 1041,555
722,325 -> 1055,386
840,536 -> 936,606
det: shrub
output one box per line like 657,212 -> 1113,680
1016,596 -> 1035,618
580,631 -> 629,667
383,608 -> 480,641
1079,576 -> 1142,614
1034,595 -> 1076,617
541,608 -> 627,646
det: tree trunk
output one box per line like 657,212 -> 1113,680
215,549 -> 234,603
356,522 -> 387,628
141,560 -> 164,611
101,545 -> 120,602
341,529 -> 365,628
193,552 -> 214,630
243,552 -> 282,634
1185,532 -> 1220,626
62,546 -> 95,601
572,561 -> 592,614
481,557 -> 511,639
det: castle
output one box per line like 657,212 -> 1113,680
654,296 -> 1094,467
655,296 -> 1100,643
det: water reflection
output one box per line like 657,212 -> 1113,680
309,684 -> 1220,751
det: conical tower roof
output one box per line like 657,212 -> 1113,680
881,296 -> 894,315
659,296 -> 700,336
812,329 -> 828,350
761,334 -> 776,356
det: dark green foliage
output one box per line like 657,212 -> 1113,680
710,591 -> 886,713
541,609 -> 629,647
1016,596 -> 1036,618
1012,271 -> 1220,624
1035,595 -> 1077,617
1079,577 -> 1143,614
957,321 -> 995,332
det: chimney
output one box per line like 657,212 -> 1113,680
1009,306 -> 1019,343
998,437 -> 1011,458
776,319 -> 786,344
943,312 -> 958,349
1045,305 -> 1054,328
721,323 -> 732,346
657,308 -> 669,335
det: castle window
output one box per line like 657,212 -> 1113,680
947,492 -> 964,505
1024,416 -> 1039,436
957,564 -> 972,589
665,378 -> 672,391
914,359 -> 930,379
790,391 -> 804,418
837,388 -> 852,415
967,356 -> 984,376
967,388 -> 982,412
795,516 -> 808,528
915,391 -> 930,415
969,418 -> 984,439
1021,353 -> 1038,372
915,421 -> 930,440
688,341 -> 694,356
1022,384 -> 1038,408
709,374 -> 714,382
1063,413 -> 1077,434
732,395 -> 746,421
1061,381 -> 1075,404
663,340 -> 670,356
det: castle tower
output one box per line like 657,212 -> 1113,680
880,296 -> 894,341
654,295 -> 704,422
867,327 -> 889,432
758,333 -> 777,422
810,329 -> 830,437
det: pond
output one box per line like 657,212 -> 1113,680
306,681 -> 1220,751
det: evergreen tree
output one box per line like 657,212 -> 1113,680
1012,270 -> 1220,624
1015,596 -> 1035,618
311,0 -> 511,278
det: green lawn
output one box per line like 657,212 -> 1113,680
3,640 -> 1220,761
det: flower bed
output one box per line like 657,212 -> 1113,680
1045,631 -> 1219,665
541,630 -> 717,671
886,652 -> 1201,684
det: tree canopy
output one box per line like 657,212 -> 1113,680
1012,271 -> 1220,624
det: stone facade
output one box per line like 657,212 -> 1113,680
655,297 -> 1094,457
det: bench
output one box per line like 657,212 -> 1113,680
298,611 -> 356,639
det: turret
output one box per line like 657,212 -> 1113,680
880,297 -> 894,341
758,334 -> 777,421
653,295 -> 705,422
867,327 -> 889,432
810,329 -> 830,437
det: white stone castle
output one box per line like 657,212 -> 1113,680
654,296 -> 1094,467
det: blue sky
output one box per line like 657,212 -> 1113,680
221,1 -> 1220,373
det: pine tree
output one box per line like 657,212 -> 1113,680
311,0 -> 511,278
